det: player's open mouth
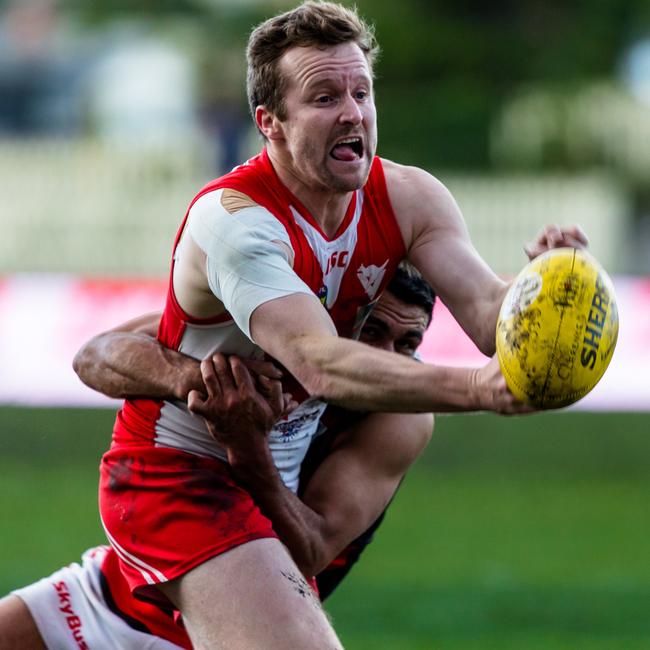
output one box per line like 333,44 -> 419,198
330,137 -> 363,162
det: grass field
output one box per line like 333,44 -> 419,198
1,407 -> 649,648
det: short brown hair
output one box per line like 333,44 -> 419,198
246,1 -> 378,123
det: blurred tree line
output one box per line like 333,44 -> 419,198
62,0 -> 650,171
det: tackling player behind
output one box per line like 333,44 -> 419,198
0,265 -> 436,649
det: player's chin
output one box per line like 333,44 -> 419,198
326,157 -> 371,190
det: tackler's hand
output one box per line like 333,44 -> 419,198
188,353 -> 295,450
524,224 -> 589,261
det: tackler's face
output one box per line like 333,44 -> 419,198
359,291 -> 429,357
276,41 -> 377,193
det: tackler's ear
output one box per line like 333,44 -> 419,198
256,106 -> 285,142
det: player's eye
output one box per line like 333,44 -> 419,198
360,326 -> 380,340
315,95 -> 333,104
395,340 -> 417,357
355,90 -> 368,101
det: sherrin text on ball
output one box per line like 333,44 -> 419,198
496,247 -> 618,408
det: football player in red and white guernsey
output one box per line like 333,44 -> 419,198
74,3 -> 588,648
0,266 -> 436,650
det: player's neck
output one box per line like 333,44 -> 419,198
267,150 -> 353,238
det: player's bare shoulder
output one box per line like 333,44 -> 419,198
380,159 -> 467,247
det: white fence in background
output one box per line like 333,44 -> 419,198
443,172 -> 629,275
0,139 -> 632,276
0,138 -> 212,275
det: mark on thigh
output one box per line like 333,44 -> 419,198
280,570 -> 320,606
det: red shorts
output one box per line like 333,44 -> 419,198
99,445 -> 277,604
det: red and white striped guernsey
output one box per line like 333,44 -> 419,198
111,148 -> 406,491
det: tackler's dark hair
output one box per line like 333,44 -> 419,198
387,261 -> 436,325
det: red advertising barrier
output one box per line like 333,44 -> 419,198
0,274 -> 647,410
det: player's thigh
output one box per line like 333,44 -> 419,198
0,595 -> 46,650
158,537 -> 343,650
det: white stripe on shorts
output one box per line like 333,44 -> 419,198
101,517 -> 168,585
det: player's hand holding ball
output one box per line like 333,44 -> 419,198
496,247 -> 619,408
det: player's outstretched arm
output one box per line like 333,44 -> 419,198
250,292 -> 526,414
190,353 -> 433,578
72,311 -> 204,400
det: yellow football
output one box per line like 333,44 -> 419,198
496,247 -> 619,408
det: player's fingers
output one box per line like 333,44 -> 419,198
523,242 -> 540,260
543,223 -> 563,248
256,374 -> 276,397
199,357 -> 220,397
255,374 -> 285,415
282,393 -> 298,416
504,398 -> 536,415
525,226 -> 550,259
187,389 -> 208,415
212,353 -> 235,394
526,223 -> 576,259
563,224 -> 589,249
241,358 -> 283,380
229,356 -> 256,395
266,376 -> 285,416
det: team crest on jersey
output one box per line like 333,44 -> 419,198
357,260 -> 388,300
317,285 -> 328,306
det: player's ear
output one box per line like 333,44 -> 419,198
256,106 -> 284,141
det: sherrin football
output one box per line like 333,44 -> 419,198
496,247 -> 619,408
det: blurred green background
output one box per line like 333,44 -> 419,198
2,407 -> 649,648
1,0 -> 650,647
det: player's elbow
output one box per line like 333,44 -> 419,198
477,335 -> 496,358
72,338 -> 97,384
278,516 -> 331,578
296,527 -> 340,578
470,310 -> 498,357
72,335 -> 123,399
294,537 -> 330,579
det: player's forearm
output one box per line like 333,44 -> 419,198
72,332 -> 202,400
286,336 -> 483,413
228,446 -> 332,577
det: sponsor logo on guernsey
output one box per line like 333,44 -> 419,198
357,260 -> 388,300
53,580 -> 89,649
273,401 -> 325,441
290,193 -> 363,309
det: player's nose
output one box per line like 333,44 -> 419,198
375,340 -> 396,353
338,92 -> 363,125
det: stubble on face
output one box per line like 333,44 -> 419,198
276,43 -> 377,195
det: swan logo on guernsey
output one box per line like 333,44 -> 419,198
357,261 -> 388,300
53,580 -> 89,649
